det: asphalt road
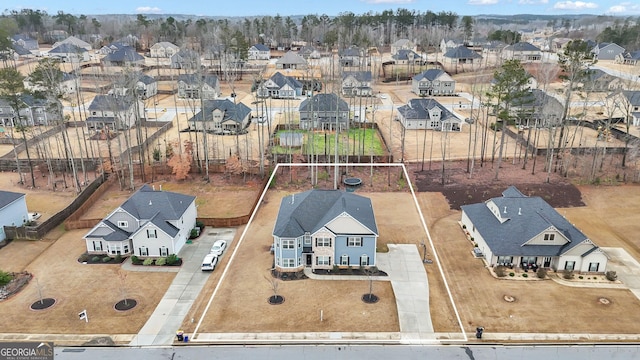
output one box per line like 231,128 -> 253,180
55,344 -> 640,360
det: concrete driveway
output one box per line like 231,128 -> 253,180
601,247 -> 640,300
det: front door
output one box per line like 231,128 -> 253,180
306,254 -> 312,266
543,257 -> 551,267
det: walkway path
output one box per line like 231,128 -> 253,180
128,228 -> 236,346
601,247 -> 640,300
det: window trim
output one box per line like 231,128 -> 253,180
340,254 -> 349,266
347,237 -> 362,247
282,239 -> 295,249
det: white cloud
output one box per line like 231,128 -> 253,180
468,0 -> 499,5
136,6 -> 162,14
362,0 -> 416,4
519,0 -> 548,4
607,2 -> 640,13
553,1 -> 598,10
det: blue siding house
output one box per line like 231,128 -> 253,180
272,190 -> 379,272
0,190 -> 29,242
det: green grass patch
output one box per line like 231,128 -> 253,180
272,129 -> 385,156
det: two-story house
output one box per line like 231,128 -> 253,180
299,93 -> 350,131
272,190 -> 379,273
592,42 -> 625,61
412,69 -> 456,96
177,74 -> 220,100
391,39 -> 416,56
0,190 -> 29,242
397,98 -> 462,131
622,91 -> 640,126
616,50 -> 640,66
150,42 -> 180,58
86,94 -> 144,131
0,95 -> 57,127
443,45 -> 482,66
52,36 -> 92,51
392,49 -> 422,65
248,44 -> 270,60
339,46 -> 365,67
170,49 -> 201,70
101,46 -> 145,67
47,43 -> 90,63
257,72 -> 303,99
83,185 -> 196,258
111,74 -> 158,100
461,186 -> 608,273
187,99 -> 251,133
298,45 -> 321,59
341,71 -> 373,97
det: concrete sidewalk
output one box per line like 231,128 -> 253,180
128,228 -> 236,346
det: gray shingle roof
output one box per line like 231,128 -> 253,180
343,71 -> 372,82
273,190 -> 378,238
339,46 -> 362,57
138,74 -> 156,85
49,43 -> 87,54
443,45 -> 481,59
12,43 -> 31,56
102,47 -> 144,63
88,95 -> 135,112
624,91 -> 640,106
392,49 -> 421,61
187,99 -> 251,124
299,93 -> 349,112
277,51 -> 307,65
0,190 -> 25,210
413,69 -> 446,82
397,98 -> 457,122
178,73 -> 219,88
504,42 -> 541,52
461,186 -> 589,257
269,72 -> 303,89
252,44 -> 269,51
119,184 -> 194,226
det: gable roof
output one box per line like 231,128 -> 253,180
11,43 -> 31,56
187,99 -> 251,124
49,43 -> 87,54
276,51 -> 307,65
151,41 -> 179,49
343,71 -> 372,82
299,93 -> 349,113
269,72 -> 303,89
392,49 -> 421,61
504,42 -> 541,52
102,47 -> 144,63
273,190 -> 378,238
339,46 -> 362,57
119,184 -> 194,222
0,190 -> 25,210
178,73 -> 219,88
397,98 -> 458,122
623,91 -> 640,106
138,74 -> 156,85
251,44 -> 269,51
443,45 -> 482,59
461,186 -> 589,257
413,69 -> 451,82
620,50 -> 640,61
54,36 -> 91,49
88,95 -> 135,112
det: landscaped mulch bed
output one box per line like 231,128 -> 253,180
114,299 -> 137,311
0,272 -> 33,301
31,298 -> 56,310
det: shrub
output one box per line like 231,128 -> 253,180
143,258 -> 154,266
578,275 -> 584,279
102,256 -> 112,263
0,270 -> 13,286
562,270 -> 574,280
91,256 -> 101,262
522,273 -> 528,278
495,266 -> 507,277
155,257 -> 167,266
332,264 -> 339,273
166,254 -> 179,266
605,271 -> 617,281
190,229 -> 199,239
131,255 -> 138,263
196,220 -> 204,229
462,224 -> 467,229
536,268 -> 547,279
78,253 -> 89,262
509,272 -> 515,277
115,254 -> 122,263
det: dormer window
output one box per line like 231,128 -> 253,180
544,233 -> 555,241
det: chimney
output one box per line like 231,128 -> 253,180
518,208 -> 522,215
503,206 -> 507,214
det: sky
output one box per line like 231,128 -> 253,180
3,0 -> 640,17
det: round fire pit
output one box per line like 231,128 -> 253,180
343,177 -> 363,186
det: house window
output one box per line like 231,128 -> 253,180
282,239 -> 295,249
117,221 -> 128,228
316,237 -> 331,247
522,256 -> 536,265
123,244 -> 129,254
316,256 -> 331,266
341,254 -> 349,266
589,262 -> 599,272
139,247 -> 148,256
304,234 -> 311,245
282,258 -> 295,268
543,233 -> 555,241
93,241 -> 102,251
360,255 -> 369,266
347,237 -> 362,247
160,247 -> 168,257
564,261 -> 575,271
147,229 -> 157,238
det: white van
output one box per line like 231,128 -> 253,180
201,254 -> 219,271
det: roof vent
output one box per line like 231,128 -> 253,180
149,200 -> 152,206
503,206 -> 507,214
518,208 -> 522,215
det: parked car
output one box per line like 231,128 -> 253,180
210,240 -> 227,256
201,254 -> 219,271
